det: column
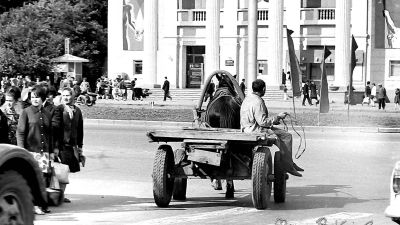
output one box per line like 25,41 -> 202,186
143,0 -> 158,86
268,0 -> 283,88
205,0 -> 220,80
334,0 -> 351,87
247,0 -> 258,89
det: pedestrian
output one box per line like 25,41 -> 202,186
281,69 -> 286,85
240,79 -> 303,177
16,85 -> 52,215
0,105 -> 10,143
394,88 -> 400,110
309,81 -> 319,105
131,78 -> 137,100
54,88 -> 84,204
287,71 -> 291,82
240,79 -> 246,96
364,81 -> 371,106
0,87 -> 22,145
371,83 -> 376,107
377,83 -> 387,110
80,77 -> 90,95
119,78 -> 127,101
73,81 -> 81,98
204,79 -> 215,102
283,85 -> 288,101
302,80 -> 312,106
162,76 -> 172,101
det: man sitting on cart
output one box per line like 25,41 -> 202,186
240,79 -> 304,177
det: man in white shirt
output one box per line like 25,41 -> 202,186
371,83 -> 377,107
240,79 -> 303,177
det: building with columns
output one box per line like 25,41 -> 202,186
108,0 -> 400,90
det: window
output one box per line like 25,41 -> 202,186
68,63 -> 74,72
134,60 -> 142,75
178,0 -> 223,9
390,60 -> 400,76
301,0 -> 335,8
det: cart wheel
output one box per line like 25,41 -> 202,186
173,178 -> 187,200
273,152 -> 286,203
252,147 -> 272,210
153,145 -> 174,207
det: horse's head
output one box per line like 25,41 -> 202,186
205,73 -> 241,129
215,73 -> 236,96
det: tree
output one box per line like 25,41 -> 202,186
0,0 -> 107,81
0,0 -> 37,14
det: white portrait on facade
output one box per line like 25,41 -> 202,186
123,0 -> 144,51
384,10 -> 400,48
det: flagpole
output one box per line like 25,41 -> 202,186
292,90 -> 296,119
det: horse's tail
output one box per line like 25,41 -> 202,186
205,96 -> 241,129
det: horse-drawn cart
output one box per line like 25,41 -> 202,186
147,127 -> 288,209
148,70 -> 289,209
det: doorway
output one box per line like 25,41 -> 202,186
186,46 -> 205,88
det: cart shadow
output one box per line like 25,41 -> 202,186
167,184 -> 372,210
44,194 -> 183,216
269,184 -> 371,210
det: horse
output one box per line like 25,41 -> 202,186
203,72 -> 243,198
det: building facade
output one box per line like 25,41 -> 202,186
108,0 -> 400,90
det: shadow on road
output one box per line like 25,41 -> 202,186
43,184 -> 371,216
269,184 -> 369,210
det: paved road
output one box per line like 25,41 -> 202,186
35,124 -> 400,225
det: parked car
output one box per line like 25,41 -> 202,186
385,161 -> 400,224
0,144 -> 47,225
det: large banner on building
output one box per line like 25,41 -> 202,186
376,0 -> 400,48
123,0 -> 144,51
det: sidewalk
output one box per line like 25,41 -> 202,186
95,97 -> 399,113
90,97 -> 400,133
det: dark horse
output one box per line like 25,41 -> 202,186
202,71 -> 244,198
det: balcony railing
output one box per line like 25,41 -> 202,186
258,9 -> 268,21
301,8 -> 335,21
193,10 -> 206,21
178,9 -> 227,23
237,9 -> 269,22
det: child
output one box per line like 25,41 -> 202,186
283,85 -> 288,101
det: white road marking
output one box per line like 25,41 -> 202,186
133,207 -> 258,225
268,212 -> 374,225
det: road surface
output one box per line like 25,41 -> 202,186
35,124 -> 400,225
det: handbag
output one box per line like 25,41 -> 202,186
47,166 -> 62,206
53,159 -> 70,184
30,152 -> 50,173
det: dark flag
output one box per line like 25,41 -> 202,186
319,46 -> 331,113
349,35 -> 358,104
286,29 -> 302,97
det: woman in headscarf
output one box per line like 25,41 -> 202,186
54,87 -> 84,203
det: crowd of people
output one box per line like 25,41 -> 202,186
95,76 -> 144,101
363,81 -> 399,111
0,75 -> 85,215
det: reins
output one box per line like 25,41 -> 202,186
282,113 -> 307,159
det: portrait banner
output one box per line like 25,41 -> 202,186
123,0 -> 144,51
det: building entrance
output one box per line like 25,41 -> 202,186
186,46 -> 205,88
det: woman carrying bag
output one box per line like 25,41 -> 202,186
16,85 -> 52,215
54,87 -> 84,203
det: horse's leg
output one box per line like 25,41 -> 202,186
225,179 -> 234,198
211,179 -> 222,190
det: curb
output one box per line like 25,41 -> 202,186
84,119 -> 399,133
